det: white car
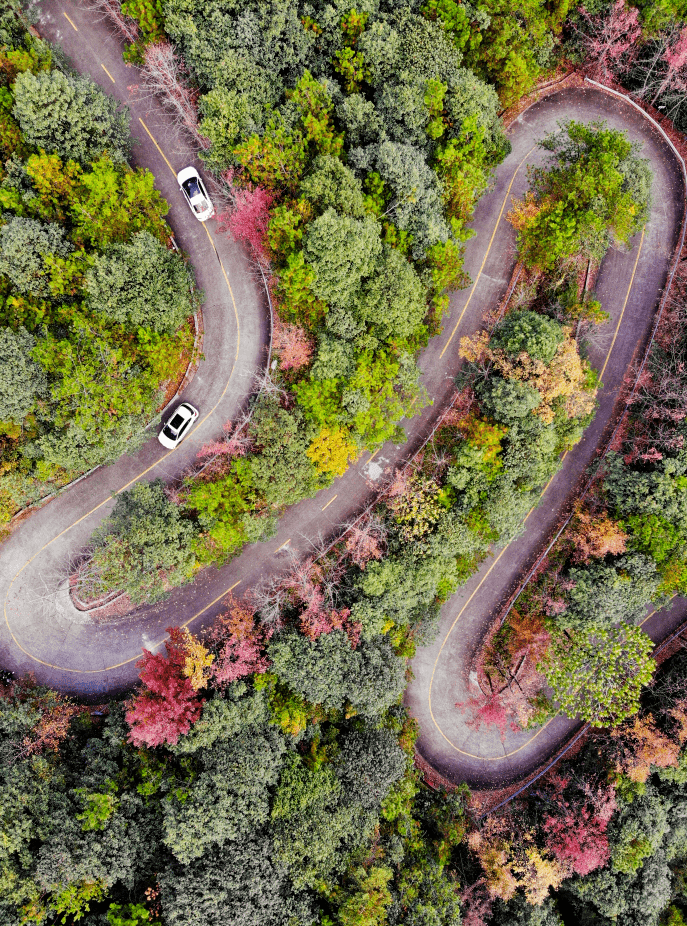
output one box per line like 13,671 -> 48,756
158,402 -> 199,449
177,166 -> 215,222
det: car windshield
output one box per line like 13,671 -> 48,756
168,412 -> 185,431
183,178 -> 202,199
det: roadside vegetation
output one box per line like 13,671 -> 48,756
0,10 -> 199,525
481,251 -> 687,738
81,0 -> 515,566
5,1 -> 687,926
78,8 -> 650,603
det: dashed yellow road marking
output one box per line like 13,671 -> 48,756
138,118 -> 176,178
1,120 -> 652,692
63,10 -> 78,30
100,63 -> 116,84
439,146 -> 535,360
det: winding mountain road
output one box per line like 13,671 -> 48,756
2,2 -> 685,787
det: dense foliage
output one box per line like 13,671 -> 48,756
110,0 -> 514,560
481,251 -> 687,735
509,120 -> 651,270
0,13 -> 198,524
6,3 -> 687,926
459,647 -> 687,926
0,631 -> 467,926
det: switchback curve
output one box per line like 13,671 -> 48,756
1,6 -> 685,788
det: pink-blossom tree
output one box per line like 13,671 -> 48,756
576,1 -> 641,81
208,598 -> 271,685
344,513 -> 387,569
87,0 -> 139,44
543,808 -> 611,875
631,24 -> 687,116
196,416 -> 254,461
273,319 -> 314,371
456,691 -> 518,739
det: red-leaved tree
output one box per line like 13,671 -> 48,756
126,628 -> 205,748
543,807 -> 611,875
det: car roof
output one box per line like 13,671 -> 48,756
177,166 -> 200,185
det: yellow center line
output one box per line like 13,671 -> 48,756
227,580 -> 241,593
321,495 -> 338,511
138,118 -> 177,178
202,227 -> 241,361
63,10 -> 78,30
599,227 -> 645,380
275,539 -> 291,553
439,146 -> 535,361
100,63 -> 116,84
367,450 -> 379,464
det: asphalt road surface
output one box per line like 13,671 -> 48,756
2,2 -> 685,789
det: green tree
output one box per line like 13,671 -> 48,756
107,903 -> 151,926
86,231 -> 196,334
337,866 -> 393,926
185,458 -> 260,556
0,216 -> 71,297
269,631 -> 406,718
542,625 -> 655,727
271,755 -> 372,890
159,839 -> 313,926
162,726 -> 286,863
71,154 -> 169,248
476,376 -> 542,421
353,245 -> 428,343
562,555 -> 661,632
374,140 -> 450,258
299,154 -> 366,218
303,208 -> 382,308
0,325 -> 46,423
247,397 -> 323,508
512,121 -> 652,270
491,310 -> 564,363
12,68 -> 130,163
336,729 -> 406,810
28,309 -> 187,472
79,479 -> 198,604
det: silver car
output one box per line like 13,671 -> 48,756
158,402 -> 199,449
